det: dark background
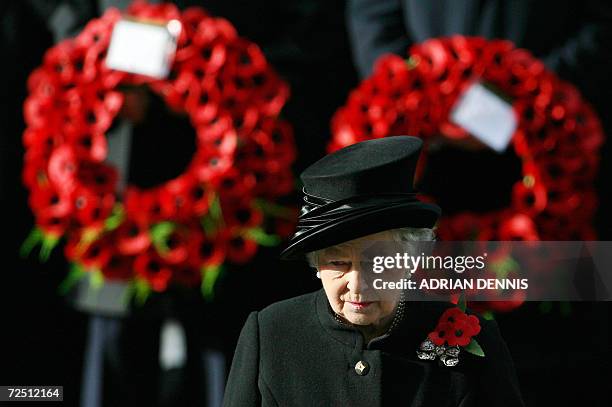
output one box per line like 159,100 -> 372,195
1,1 -> 610,406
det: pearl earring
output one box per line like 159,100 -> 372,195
316,271 -> 321,279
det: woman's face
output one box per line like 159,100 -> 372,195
316,231 -> 402,327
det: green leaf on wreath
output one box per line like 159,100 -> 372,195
464,339 -> 485,357
104,204 -> 125,231
20,227 -> 44,258
208,194 -> 223,221
201,264 -> 222,301
406,55 -> 420,69
39,234 -> 60,262
201,215 -> 219,237
89,268 -> 105,291
80,227 -> 101,249
150,222 -> 176,254
245,227 -> 280,246
133,278 -> 152,306
57,263 -> 87,295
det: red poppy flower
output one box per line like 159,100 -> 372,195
194,41 -> 227,75
224,201 -> 263,229
64,87 -> 115,134
217,168 -> 256,200
499,213 -> 539,241
115,220 -> 151,256
23,152 -> 50,190
428,321 -> 453,346
225,231 -> 258,264
186,77 -> 222,122
175,7 -> 209,51
429,307 -> 481,346
411,38 -> 450,81
439,307 -> 468,325
27,67 -> 62,101
65,130 -> 107,162
445,318 -> 481,347
29,184 -> 73,218
76,161 -> 117,194
191,146 -> 234,183
226,39 -> 267,78
261,119 -> 296,166
24,96 -> 60,130
163,70 -> 198,111
196,124 -> 237,156
36,212 -> 69,237
47,146 -> 78,196
43,40 -> 78,85
64,231 -> 86,261
230,106 -> 259,137
75,15 -> 116,51
159,176 -> 197,220
480,39 -> 514,83
123,188 -> 164,223
134,250 -> 173,292
23,128 -> 64,161
249,71 -> 289,116
372,54 -> 412,93
79,237 -> 113,270
102,254 -> 133,280
73,187 -> 115,227
189,232 -> 226,268
156,228 -> 192,265
512,181 -> 547,215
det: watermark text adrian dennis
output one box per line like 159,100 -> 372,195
370,252 -> 529,291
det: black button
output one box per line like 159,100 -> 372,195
354,360 -> 370,376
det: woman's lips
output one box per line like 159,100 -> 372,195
347,301 -> 373,310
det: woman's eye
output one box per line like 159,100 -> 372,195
329,261 -> 350,267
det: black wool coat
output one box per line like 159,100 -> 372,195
223,289 -> 525,407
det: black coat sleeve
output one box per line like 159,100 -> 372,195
346,0 -> 410,78
223,311 -> 262,407
474,318 -> 525,407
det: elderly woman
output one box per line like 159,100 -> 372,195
223,136 -> 524,406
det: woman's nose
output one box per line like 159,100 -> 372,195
346,268 -> 369,294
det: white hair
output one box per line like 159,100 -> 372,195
306,227 -> 435,269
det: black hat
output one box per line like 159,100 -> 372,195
280,136 -> 441,259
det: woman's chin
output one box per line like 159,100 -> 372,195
343,306 -> 380,325
345,315 -> 377,326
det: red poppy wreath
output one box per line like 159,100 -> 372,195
331,36 -> 603,241
22,1 -> 297,297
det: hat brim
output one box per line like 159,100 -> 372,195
280,201 -> 440,260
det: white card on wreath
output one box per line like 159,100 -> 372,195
450,82 -> 517,152
105,18 -> 181,79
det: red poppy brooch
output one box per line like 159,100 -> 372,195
417,307 -> 484,367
